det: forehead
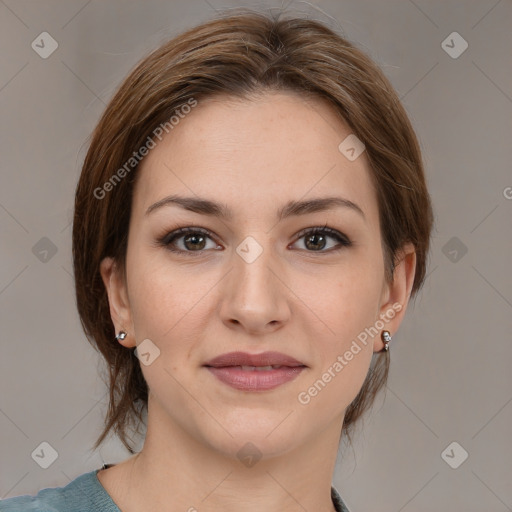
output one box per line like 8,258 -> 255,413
132,91 -> 379,227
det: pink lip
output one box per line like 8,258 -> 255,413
204,351 -> 306,368
203,351 -> 307,391
205,366 -> 306,391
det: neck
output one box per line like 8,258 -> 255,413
99,396 -> 343,512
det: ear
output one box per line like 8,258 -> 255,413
99,257 -> 136,348
373,243 -> 417,353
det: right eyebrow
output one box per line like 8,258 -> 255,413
145,194 -> 365,221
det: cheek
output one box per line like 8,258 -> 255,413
126,252 -> 216,355
293,253 -> 383,401
126,260 -> 211,401
297,254 -> 383,339
337,266 -> 383,335
295,272 -> 378,415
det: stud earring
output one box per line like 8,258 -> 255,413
115,331 -> 127,341
381,330 -> 392,352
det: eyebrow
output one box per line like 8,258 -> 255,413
145,194 -> 365,221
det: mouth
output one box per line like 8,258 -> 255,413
216,365 -> 292,371
203,351 -> 307,391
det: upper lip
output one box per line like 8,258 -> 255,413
204,351 -> 307,368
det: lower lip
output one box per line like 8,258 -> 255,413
205,366 -> 306,391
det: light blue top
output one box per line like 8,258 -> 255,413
0,466 -> 351,511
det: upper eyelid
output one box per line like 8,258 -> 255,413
160,225 -> 351,248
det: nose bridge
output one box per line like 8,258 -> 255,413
220,233 -> 289,331
232,233 -> 277,300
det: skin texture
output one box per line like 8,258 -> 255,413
98,91 -> 416,512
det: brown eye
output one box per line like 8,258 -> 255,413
159,227 -> 220,254
293,226 -> 352,252
157,225 -> 351,255
181,233 -> 207,251
304,232 -> 328,251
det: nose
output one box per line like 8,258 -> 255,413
219,237 -> 291,335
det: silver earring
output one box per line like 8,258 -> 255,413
115,331 -> 127,341
381,330 -> 392,352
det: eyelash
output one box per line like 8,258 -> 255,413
156,224 -> 352,255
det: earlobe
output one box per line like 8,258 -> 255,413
99,257 -> 136,348
374,243 -> 417,353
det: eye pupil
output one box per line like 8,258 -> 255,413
161,226 -> 349,255
305,233 -> 326,251
184,234 -> 206,250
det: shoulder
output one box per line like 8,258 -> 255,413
331,485 -> 352,512
0,469 -> 120,512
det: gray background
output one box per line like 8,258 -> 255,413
1,0 -> 511,510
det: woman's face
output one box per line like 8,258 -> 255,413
101,91 -> 414,459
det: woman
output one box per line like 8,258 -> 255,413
1,8 -> 433,512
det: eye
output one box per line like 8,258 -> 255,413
157,227 -> 221,254
156,224 -> 352,255
291,225 -> 352,252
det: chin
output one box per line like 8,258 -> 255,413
196,411 -> 307,460
207,433 -> 300,465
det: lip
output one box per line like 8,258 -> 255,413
203,351 -> 307,391
204,351 -> 306,368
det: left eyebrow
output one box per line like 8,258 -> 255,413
145,194 -> 365,221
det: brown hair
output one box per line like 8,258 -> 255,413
72,9 -> 434,453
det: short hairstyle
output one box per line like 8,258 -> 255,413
72,9 -> 434,453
